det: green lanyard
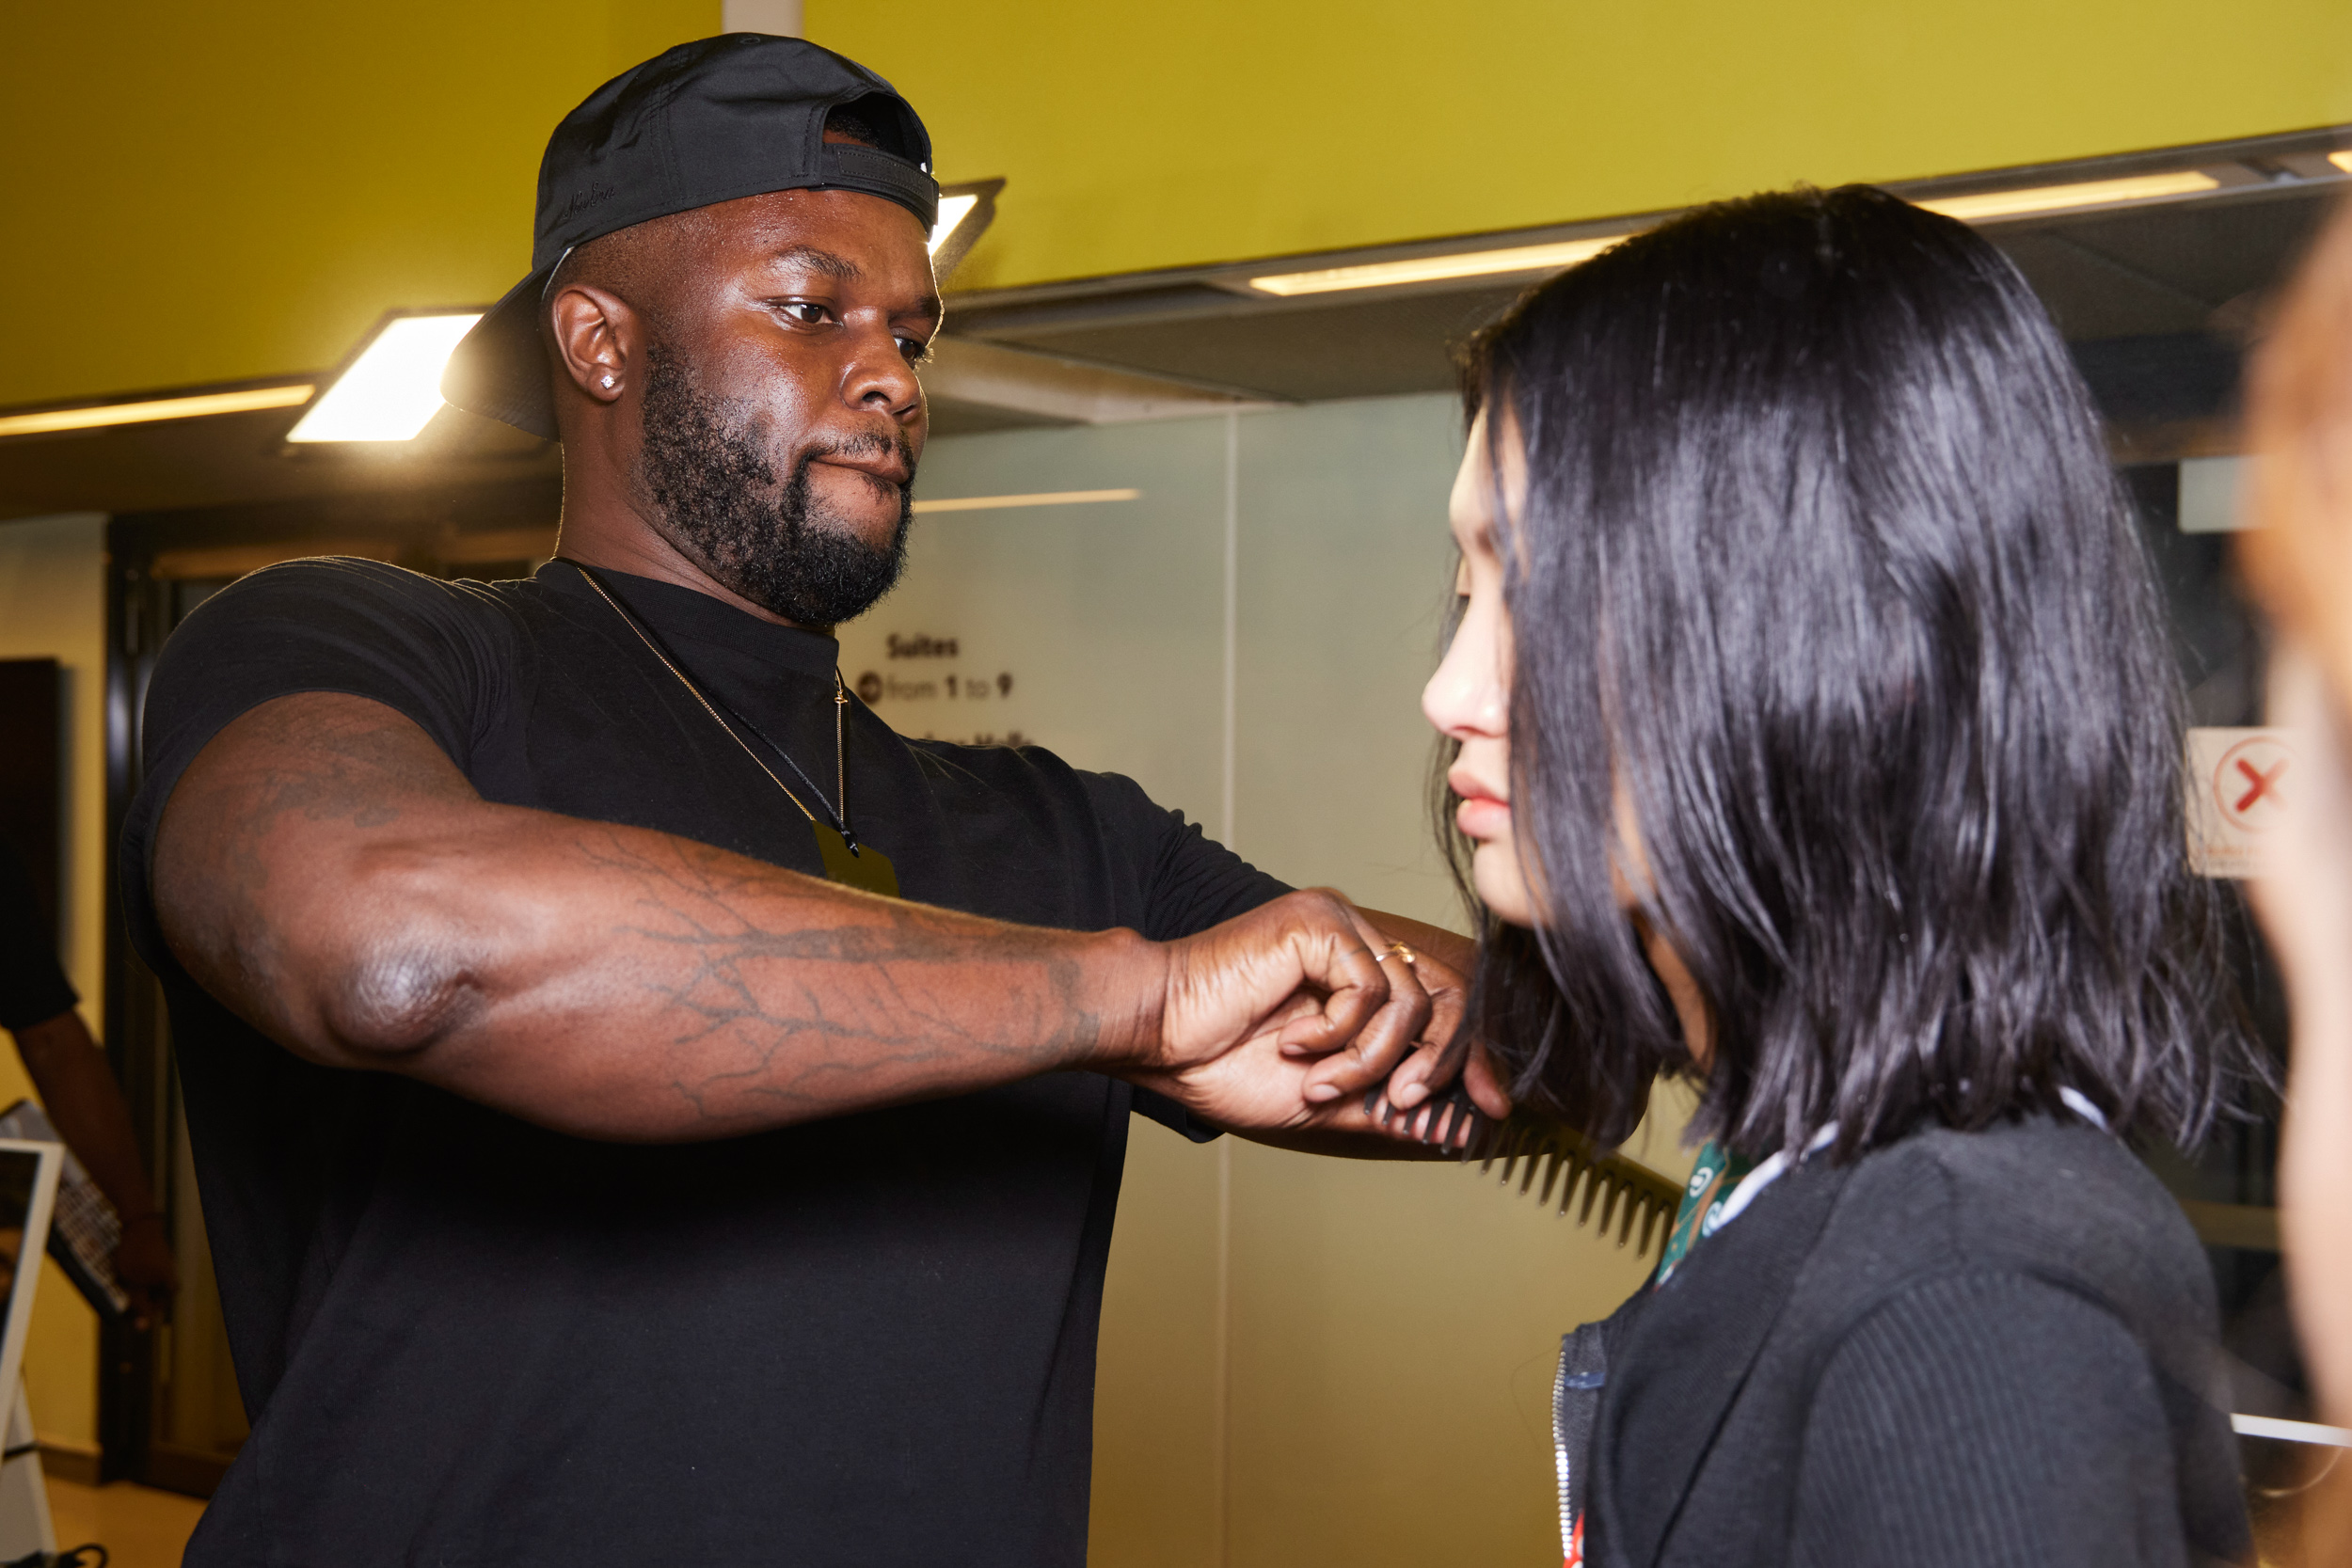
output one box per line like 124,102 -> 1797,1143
1655,1139 -> 1756,1284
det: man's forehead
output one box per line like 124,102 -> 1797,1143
700,186 -> 931,261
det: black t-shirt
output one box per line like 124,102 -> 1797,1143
0,840 -> 76,1033
123,558 -> 1288,1567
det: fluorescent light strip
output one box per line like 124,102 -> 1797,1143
1917,170 -> 2219,222
287,313 -> 484,442
2233,1414 -> 2352,1448
1249,236 -> 1623,297
0,384 -> 314,438
1249,167 -> 2229,298
912,487 -> 1140,515
930,193 -> 979,255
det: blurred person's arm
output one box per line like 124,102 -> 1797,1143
10,1006 -> 178,1317
2250,653 -> 2352,1428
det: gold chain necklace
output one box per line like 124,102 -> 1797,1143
565,560 -> 900,896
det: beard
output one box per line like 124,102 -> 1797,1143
632,345 -> 914,626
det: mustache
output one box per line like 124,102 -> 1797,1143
794,429 -> 919,486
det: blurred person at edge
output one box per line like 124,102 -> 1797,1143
1422,185 -> 2265,1566
0,839 -> 174,1322
2239,198 -> 2352,1554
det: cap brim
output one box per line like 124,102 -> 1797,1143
441,266 -> 559,439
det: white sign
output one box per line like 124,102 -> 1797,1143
840,628 -> 1034,749
2186,726 -> 2295,879
2178,456 -> 2256,534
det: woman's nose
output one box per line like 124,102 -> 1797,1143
1423,609 -> 1507,739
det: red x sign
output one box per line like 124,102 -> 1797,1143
2217,736 -> 2294,832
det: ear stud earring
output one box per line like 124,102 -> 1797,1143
601,374 -> 617,388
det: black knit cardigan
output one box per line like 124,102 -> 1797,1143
1564,1117 -> 2250,1568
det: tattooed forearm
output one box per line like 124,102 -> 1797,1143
581,835 -> 1116,1130
155,691 -> 1412,1145
156,692 -> 1165,1142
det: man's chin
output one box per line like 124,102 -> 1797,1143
803,466 -> 910,538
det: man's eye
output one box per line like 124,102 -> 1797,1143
779,302 -> 830,325
899,336 -> 933,364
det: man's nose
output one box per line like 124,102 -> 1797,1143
843,329 -> 921,420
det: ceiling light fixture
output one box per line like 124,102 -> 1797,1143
0,384 -> 314,439
929,179 -> 1005,284
2330,150 -> 2352,175
285,312 -> 484,443
1916,170 -> 2220,223
1248,236 -> 1625,297
930,193 -> 978,255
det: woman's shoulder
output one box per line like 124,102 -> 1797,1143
1817,1117 -> 2215,1338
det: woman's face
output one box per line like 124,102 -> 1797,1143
1423,410 -> 1534,927
1421,410 -> 1714,1064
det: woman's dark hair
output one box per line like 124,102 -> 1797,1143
1452,183 -> 2262,1161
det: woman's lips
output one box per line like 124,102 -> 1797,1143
1455,794 -> 1511,841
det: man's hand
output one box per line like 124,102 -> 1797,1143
1119,890 -> 1443,1126
1111,895 -> 1507,1154
1352,912 -> 1511,1123
113,1212 -> 178,1325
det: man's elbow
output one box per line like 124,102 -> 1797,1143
319,934 -> 486,1060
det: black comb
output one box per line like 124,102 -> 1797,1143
1364,1082 -> 1684,1258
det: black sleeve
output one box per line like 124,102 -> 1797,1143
0,840 -> 76,1032
1792,1272 -> 2196,1567
120,558 -> 513,976
1073,770 -> 1292,942
1074,771 -> 1291,1144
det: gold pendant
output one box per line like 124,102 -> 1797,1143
813,821 -> 899,896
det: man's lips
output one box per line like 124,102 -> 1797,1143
809,452 -> 911,487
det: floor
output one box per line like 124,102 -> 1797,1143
42,1476 -> 205,1568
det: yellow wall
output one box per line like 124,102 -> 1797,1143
9,2 -> 2352,409
0,515 -> 111,1450
0,0 -> 720,410
817,0 -> 2352,292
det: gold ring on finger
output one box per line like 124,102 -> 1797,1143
1386,942 -> 1417,967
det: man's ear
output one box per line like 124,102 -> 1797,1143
548,283 -> 638,407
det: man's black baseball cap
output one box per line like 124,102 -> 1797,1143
441,35 -> 938,439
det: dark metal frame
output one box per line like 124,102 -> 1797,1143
98,476 -> 559,1494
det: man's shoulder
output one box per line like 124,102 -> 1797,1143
902,738 -> 1154,813
194,556 -> 519,620
158,557 -> 549,680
